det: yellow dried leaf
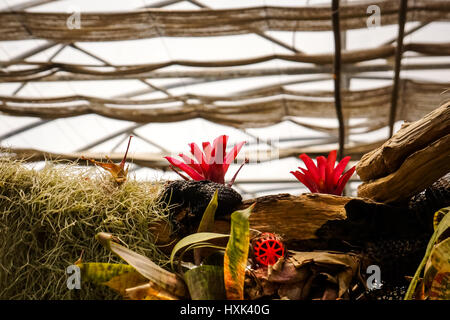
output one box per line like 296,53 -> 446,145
104,270 -> 148,296
82,136 -> 132,185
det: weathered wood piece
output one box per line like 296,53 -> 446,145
241,193 -> 350,241
162,191 -> 428,246
160,192 -> 355,250
160,189 -> 355,245
356,102 -> 450,181
357,132 -> 450,203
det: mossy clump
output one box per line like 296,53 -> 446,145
0,158 -> 171,300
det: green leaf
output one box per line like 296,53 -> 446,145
169,232 -> 229,271
179,242 -> 226,272
433,207 -> 449,231
76,262 -> 137,284
197,189 -> 219,233
76,262 -> 148,296
96,232 -> 187,298
224,203 -> 255,300
184,265 -> 226,300
405,206 -> 450,300
195,190 -> 219,265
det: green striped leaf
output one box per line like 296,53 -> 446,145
223,203 -> 254,300
96,232 -> 187,298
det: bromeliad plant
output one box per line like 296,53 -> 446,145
164,135 -> 247,186
290,150 -> 355,196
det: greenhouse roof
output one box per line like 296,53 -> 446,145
1,0 -> 449,198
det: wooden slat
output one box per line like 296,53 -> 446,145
388,0 -> 408,138
2,42 -> 449,75
332,0 -> 345,160
3,62 -> 449,83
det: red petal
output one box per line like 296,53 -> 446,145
202,142 -> 213,164
299,168 -> 320,192
332,156 -> 351,185
178,153 -> 203,175
212,135 -> 228,165
164,156 -> 204,180
316,156 -> 327,191
333,166 -> 356,195
291,170 -> 318,193
189,142 -> 205,164
189,142 -> 208,174
299,154 -> 320,183
327,150 -> 337,169
224,140 -> 246,171
325,150 -> 337,193
205,165 -> 225,184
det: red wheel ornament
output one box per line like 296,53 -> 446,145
252,232 -> 285,267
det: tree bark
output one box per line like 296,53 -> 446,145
357,133 -> 450,203
356,102 -> 450,181
242,193 -> 351,241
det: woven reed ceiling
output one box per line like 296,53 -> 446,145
1,0 -> 449,198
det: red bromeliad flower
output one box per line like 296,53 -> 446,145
164,135 -> 247,186
290,150 -> 355,196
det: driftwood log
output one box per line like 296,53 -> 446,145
159,181 -> 437,249
356,102 -> 450,203
240,193 -> 349,241
216,193 -> 431,247
356,102 -> 450,181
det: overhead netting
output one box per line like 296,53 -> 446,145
1,0 -> 449,197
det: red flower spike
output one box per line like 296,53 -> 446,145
178,153 -> 203,174
228,157 -> 249,187
291,150 -> 355,196
299,168 -> 320,192
168,164 -> 190,181
325,150 -> 337,191
333,165 -> 356,196
189,143 -> 207,173
290,170 -> 318,193
164,156 -> 204,181
316,156 -> 327,190
224,141 -> 246,172
202,142 -> 213,164
164,135 -> 247,186
299,154 -> 320,182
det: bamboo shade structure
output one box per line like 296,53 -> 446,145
1,1 -> 449,41
0,0 -> 449,197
